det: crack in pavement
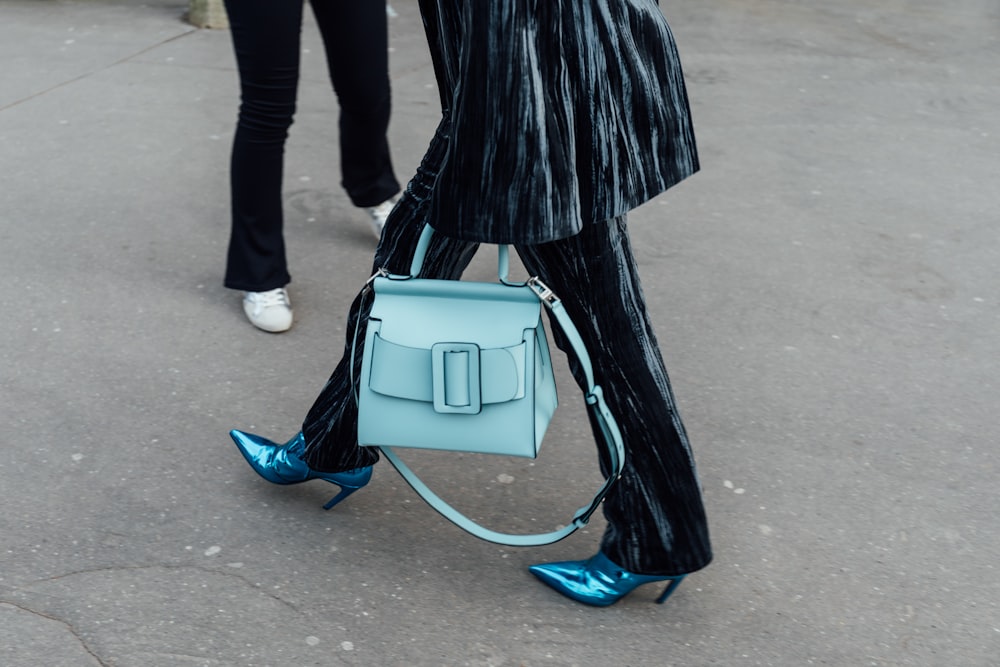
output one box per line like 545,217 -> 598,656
7,561 -> 302,613
1,562 -> 309,665
1,601 -> 107,666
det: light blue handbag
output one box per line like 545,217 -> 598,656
355,225 -> 625,546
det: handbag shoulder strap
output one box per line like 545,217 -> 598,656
377,268 -> 627,547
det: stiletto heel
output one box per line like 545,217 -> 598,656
655,574 -> 687,604
529,551 -> 687,607
323,487 -> 355,510
229,429 -> 372,509
320,467 -> 373,510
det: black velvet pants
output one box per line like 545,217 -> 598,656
223,0 -> 400,292
299,122 -> 712,577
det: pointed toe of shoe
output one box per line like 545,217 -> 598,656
230,429 -> 272,467
230,428 -> 263,450
529,561 -> 617,607
529,563 -> 579,595
229,429 -> 306,484
529,562 -> 575,582
528,563 -> 561,585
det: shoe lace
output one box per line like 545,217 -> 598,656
249,288 -> 289,308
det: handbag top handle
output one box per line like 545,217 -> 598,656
409,224 -> 511,281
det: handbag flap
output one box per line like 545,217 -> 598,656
370,276 -> 542,350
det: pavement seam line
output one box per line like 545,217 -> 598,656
0,26 -> 198,113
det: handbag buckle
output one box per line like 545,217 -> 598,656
431,343 -> 482,414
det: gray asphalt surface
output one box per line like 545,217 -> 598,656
2,1 -> 998,665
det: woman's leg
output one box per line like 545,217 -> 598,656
309,0 -> 400,207
222,0 -> 303,291
516,218 -> 712,576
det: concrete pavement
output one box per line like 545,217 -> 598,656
1,1 -> 998,665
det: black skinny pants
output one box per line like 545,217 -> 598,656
223,0 -> 400,292
299,123 -> 712,577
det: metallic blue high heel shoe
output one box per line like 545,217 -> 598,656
229,430 -> 372,510
529,551 -> 687,607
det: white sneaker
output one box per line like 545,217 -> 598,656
243,287 -> 293,333
367,196 -> 399,240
